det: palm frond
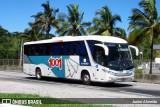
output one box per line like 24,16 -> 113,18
156,16 -> 160,24
114,27 -> 126,39
130,8 -> 150,26
110,15 -> 121,27
128,28 -> 146,44
91,6 -> 121,36
57,4 -> 88,36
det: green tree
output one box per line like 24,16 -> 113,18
57,4 -> 91,36
114,27 -> 127,39
24,22 -> 39,41
128,0 -> 160,74
0,26 -> 10,36
24,22 -> 47,41
32,0 -> 59,38
88,6 -> 125,38
0,26 -> 20,59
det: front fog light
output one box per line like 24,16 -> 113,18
109,77 -> 113,80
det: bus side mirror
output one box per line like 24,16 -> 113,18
95,44 -> 109,56
129,45 -> 139,56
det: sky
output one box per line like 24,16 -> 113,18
0,0 -> 160,35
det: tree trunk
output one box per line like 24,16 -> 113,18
149,40 -> 153,74
149,28 -> 154,74
46,25 -> 51,39
46,30 -> 49,39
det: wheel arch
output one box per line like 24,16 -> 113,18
35,67 -> 42,75
35,67 -> 41,72
81,69 -> 91,79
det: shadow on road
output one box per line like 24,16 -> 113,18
92,82 -> 133,88
25,76 -> 133,88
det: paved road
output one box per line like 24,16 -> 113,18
0,71 -> 160,98
0,71 -> 160,106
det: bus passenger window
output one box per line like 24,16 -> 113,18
35,45 -> 39,56
52,43 -> 62,55
80,42 -> 87,56
38,44 -> 45,55
68,42 -> 75,55
87,40 -> 101,58
24,45 -> 29,55
46,44 -> 51,55
30,46 -> 35,56
76,43 -> 80,55
62,43 -> 68,55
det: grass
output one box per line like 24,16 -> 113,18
0,93 -> 113,107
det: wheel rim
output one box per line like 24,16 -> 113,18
84,75 -> 89,82
36,69 -> 41,79
37,72 -> 40,79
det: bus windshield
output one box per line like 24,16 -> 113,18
93,43 -> 133,70
105,43 -> 133,70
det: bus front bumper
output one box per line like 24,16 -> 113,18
108,75 -> 134,82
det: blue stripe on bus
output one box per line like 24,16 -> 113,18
28,56 -> 69,78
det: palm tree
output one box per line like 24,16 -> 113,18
32,0 -> 59,38
114,27 -> 127,39
128,0 -> 160,74
88,6 -> 123,37
24,22 -> 39,41
57,4 -> 91,36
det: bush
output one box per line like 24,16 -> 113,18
135,68 -> 143,74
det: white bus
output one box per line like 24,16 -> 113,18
23,35 -> 138,85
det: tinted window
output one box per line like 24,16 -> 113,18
51,43 -> 62,55
62,41 -> 87,56
24,44 -> 46,56
68,42 -> 75,55
35,45 -> 40,56
87,40 -> 101,57
46,44 -> 51,55
24,41 -> 88,56
30,45 -> 35,55
62,43 -> 68,55
76,41 -> 88,56
39,44 -> 46,55
24,45 -> 30,55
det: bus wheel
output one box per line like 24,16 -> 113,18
36,68 -> 42,80
82,73 -> 91,85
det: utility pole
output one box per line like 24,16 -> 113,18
19,37 -> 23,67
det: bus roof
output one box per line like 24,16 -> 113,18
24,35 -> 127,45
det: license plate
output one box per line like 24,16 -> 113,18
121,78 -> 126,81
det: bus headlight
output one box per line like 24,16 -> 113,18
103,69 -> 134,76
102,69 -> 116,75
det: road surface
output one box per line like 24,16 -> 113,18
0,71 -> 160,106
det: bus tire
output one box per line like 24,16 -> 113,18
36,68 -> 42,80
82,72 -> 91,85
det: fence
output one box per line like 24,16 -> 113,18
0,59 -> 22,71
134,60 -> 160,74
